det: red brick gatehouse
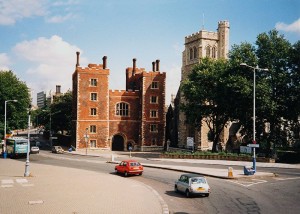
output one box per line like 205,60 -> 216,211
72,52 -> 166,151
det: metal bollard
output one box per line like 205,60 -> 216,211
228,167 -> 233,178
111,154 -> 114,162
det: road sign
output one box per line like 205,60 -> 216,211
187,137 -> 194,147
247,144 -> 260,148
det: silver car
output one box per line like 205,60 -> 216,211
175,174 -> 210,197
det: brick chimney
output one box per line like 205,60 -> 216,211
133,58 -> 136,75
156,59 -> 160,71
152,61 -> 155,71
76,51 -> 80,67
103,56 -> 107,69
56,85 -> 61,95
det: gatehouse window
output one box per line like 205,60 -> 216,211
150,124 -> 158,132
91,93 -> 97,101
90,140 -> 96,148
90,125 -> 96,133
189,48 -> 193,60
91,108 -> 97,116
150,110 -> 158,118
151,81 -> 159,89
90,78 -> 97,86
150,96 -> 158,104
116,102 -> 129,116
151,138 -> 157,145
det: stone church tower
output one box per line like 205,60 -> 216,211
176,20 -> 230,149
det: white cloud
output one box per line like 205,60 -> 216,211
0,53 -> 11,70
0,0 -> 48,25
275,18 -> 300,35
12,35 -> 88,95
46,13 -> 75,23
0,0 -> 78,25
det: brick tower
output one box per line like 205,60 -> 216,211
72,53 -> 166,151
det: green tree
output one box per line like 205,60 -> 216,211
0,71 -> 31,139
51,91 -> 72,134
34,91 -> 73,136
256,30 -> 294,149
181,58 -> 232,152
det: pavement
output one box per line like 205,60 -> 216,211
1,149 -> 300,214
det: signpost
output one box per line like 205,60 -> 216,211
187,137 -> 194,152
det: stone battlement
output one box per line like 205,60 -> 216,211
109,89 -> 139,96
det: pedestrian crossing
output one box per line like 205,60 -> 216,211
1,178 -> 34,188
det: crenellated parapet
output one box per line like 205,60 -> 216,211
109,89 -> 139,96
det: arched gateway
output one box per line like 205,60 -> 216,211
112,134 -> 125,151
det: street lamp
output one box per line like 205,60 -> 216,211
24,105 -> 31,177
3,99 -> 18,157
240,63 -> 268,172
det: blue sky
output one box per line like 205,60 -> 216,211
0,0 -> 299,105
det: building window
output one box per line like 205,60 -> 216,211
90,140 -> 96,148
91,93 -> 97,101
193,47 -> 197,59
151,138 -> 157,145
212,47 -> 216,58
90,125 -> 96,133
150,96 -> 158,104
116,102 -> 129,116
90,79 -> 97,86
91,108 -> 97,115
150,110 -> 158,118
151,81 -> 158,89
206,46 -> 211,57
150,124 -> 158,132
189,48 -> 193,60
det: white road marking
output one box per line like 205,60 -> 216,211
28,200 -> 44,205
228,179 -> 267,187
1,179 -> 14,184
16,178 -> 28,183
273,176 -> 300,181
1,184 -> 13,188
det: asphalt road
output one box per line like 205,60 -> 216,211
16,151 -> 300,214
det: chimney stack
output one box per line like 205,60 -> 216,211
152,61 -> 155,71
156,59 -> 160,71
76,51 -> 80,67
133,58 -> 137,75
56,85 -> 61,94
103,56 -> 107,69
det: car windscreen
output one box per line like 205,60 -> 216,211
191,177 -> 207,184
16,141 -> 28,145
130,162 -> 140,166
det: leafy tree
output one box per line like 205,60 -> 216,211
255,30 -> 294,149
0,71 -> 31,139
33,91 -> 72,136
181,58 -> 232,152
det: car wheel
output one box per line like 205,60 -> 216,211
204,193 -> 209,197
115,169 -> 118,174
185,190 -> 190,198
139,172 -> 143,176
174,185 -> 179,193
124,171 -> 128,177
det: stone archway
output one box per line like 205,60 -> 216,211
112,134 -> 124,151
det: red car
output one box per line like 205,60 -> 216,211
115,160 -> 144,177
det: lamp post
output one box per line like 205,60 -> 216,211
240,63 -> 268,172
24,105 -> 31,177
3,100 -> 18,157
